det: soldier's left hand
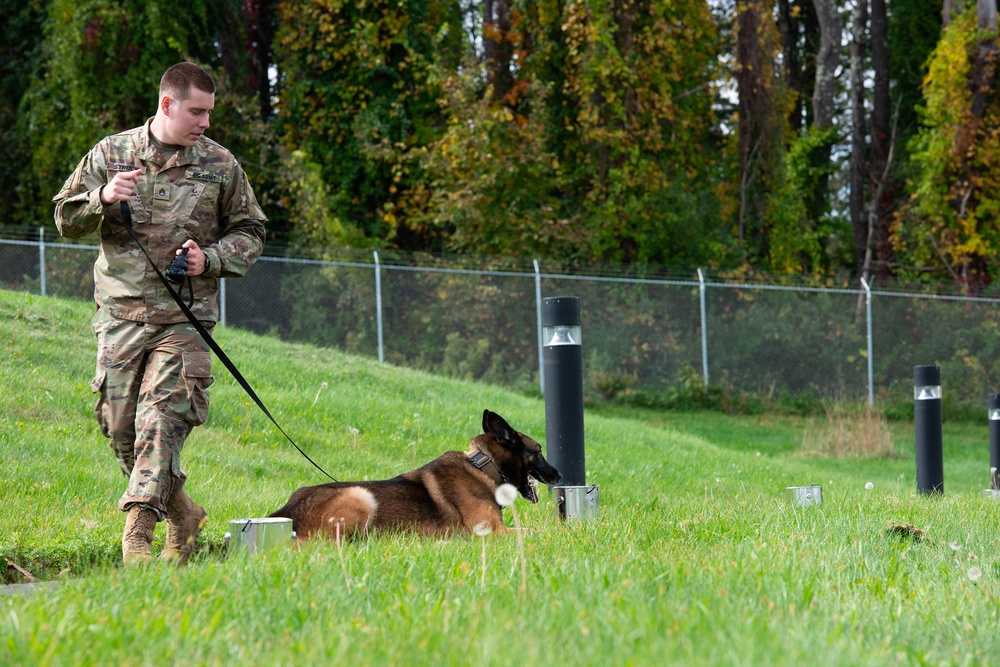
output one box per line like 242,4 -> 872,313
178,240 -> 208,275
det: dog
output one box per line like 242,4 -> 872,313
270,410 -> 562,540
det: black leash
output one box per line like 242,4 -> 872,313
119,201 -> 337,482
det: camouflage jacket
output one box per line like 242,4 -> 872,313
53,119 -> 266,324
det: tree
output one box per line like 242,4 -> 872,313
483,0 -> 515,100
0,0 -> 46,225
777,0 -> 805,132
733,0 -> 789,261
805,0 -> 840,224
274,0 -> 464,249
19,1 -> 269,226
403,0 -> 725,266
551,0 -> 723,264
850,0 -> 869,273
868,0 -> 894,278
892,6 -> 1000,287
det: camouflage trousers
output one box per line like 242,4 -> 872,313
91,307 -> 214,519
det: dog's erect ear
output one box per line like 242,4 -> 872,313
483,410 -> 520,446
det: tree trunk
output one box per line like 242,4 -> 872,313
850,0 -> 868,274
483,0 -> 514,100
777,0 -> 803,131
806,0 -> 841,228
801,0 -> 819,129
735,0 -> 776,250
869,0 -> 893,277
942,0 -> 962,27
256,0 -> 274,120
980,0 -> 998,29
811,0 -> 841,129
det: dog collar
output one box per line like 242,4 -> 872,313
467,451 -> 508,485
468,451 -> 492,469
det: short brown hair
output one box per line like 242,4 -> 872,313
159,62 -> 216,101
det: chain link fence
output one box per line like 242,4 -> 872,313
5,226 -> 1000,406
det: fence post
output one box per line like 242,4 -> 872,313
374,251 -> 384,365
39,227 -> 47,297
861,276 -> 874,406
697,268 -> 708,389
219,278 -> 227,327
534,259 -> 545,394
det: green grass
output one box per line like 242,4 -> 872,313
3,288 -> 1000,666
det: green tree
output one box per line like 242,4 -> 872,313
893,7 -> 1000,286
441,0 -> 725,266
19,1 -> 271,226
548,0 -> 725,265
410,68 -> 576,259
731,0 -> 793,265
0,0 -> 46,225
273,0 -> 464,249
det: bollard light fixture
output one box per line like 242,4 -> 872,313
914,365 -> 944,495
542,296 -> 585,486
541,296 -> 598,520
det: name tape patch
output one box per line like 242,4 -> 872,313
191,172 -> 223,183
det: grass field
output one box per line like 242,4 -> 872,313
3,288 -> 1000,666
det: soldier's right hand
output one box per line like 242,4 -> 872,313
99,169 -> 143,205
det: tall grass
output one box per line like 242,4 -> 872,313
3,289 -> 1000,666
799,403 -> 898,459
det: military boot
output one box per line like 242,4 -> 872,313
160,488 -> 208,566
122,506 -> 157,566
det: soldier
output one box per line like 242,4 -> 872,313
53,62 -> 266,566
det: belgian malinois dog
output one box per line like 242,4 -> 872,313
270,410 -> 562,540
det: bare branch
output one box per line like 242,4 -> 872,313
927,231 -> 962,282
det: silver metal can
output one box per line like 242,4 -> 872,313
786,485 -> 823,507
555,485 -> 600,521
224,517 -> 294,556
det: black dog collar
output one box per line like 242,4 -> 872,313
468,451 -> 492,469
467,450 -> 508,485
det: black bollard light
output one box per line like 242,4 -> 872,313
543,296 -> 585,483
542,296 -> 598,520
989,394 -> 1000,490
914,365 -> 944,495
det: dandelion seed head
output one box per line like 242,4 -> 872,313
495,484 -> 518,507
473,521 -> 492,537
865,482 -> 874,490
968,566 -> 983,582
950,541 -> 961,551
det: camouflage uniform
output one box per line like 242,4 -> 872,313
53,119 -> 266,519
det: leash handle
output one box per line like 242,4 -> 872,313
119,201 -> 337,482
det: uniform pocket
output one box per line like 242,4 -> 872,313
187,179 -> 222,230
182,350 -> 213,425
182,350 -> 213,382
90,369 -> 107,394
